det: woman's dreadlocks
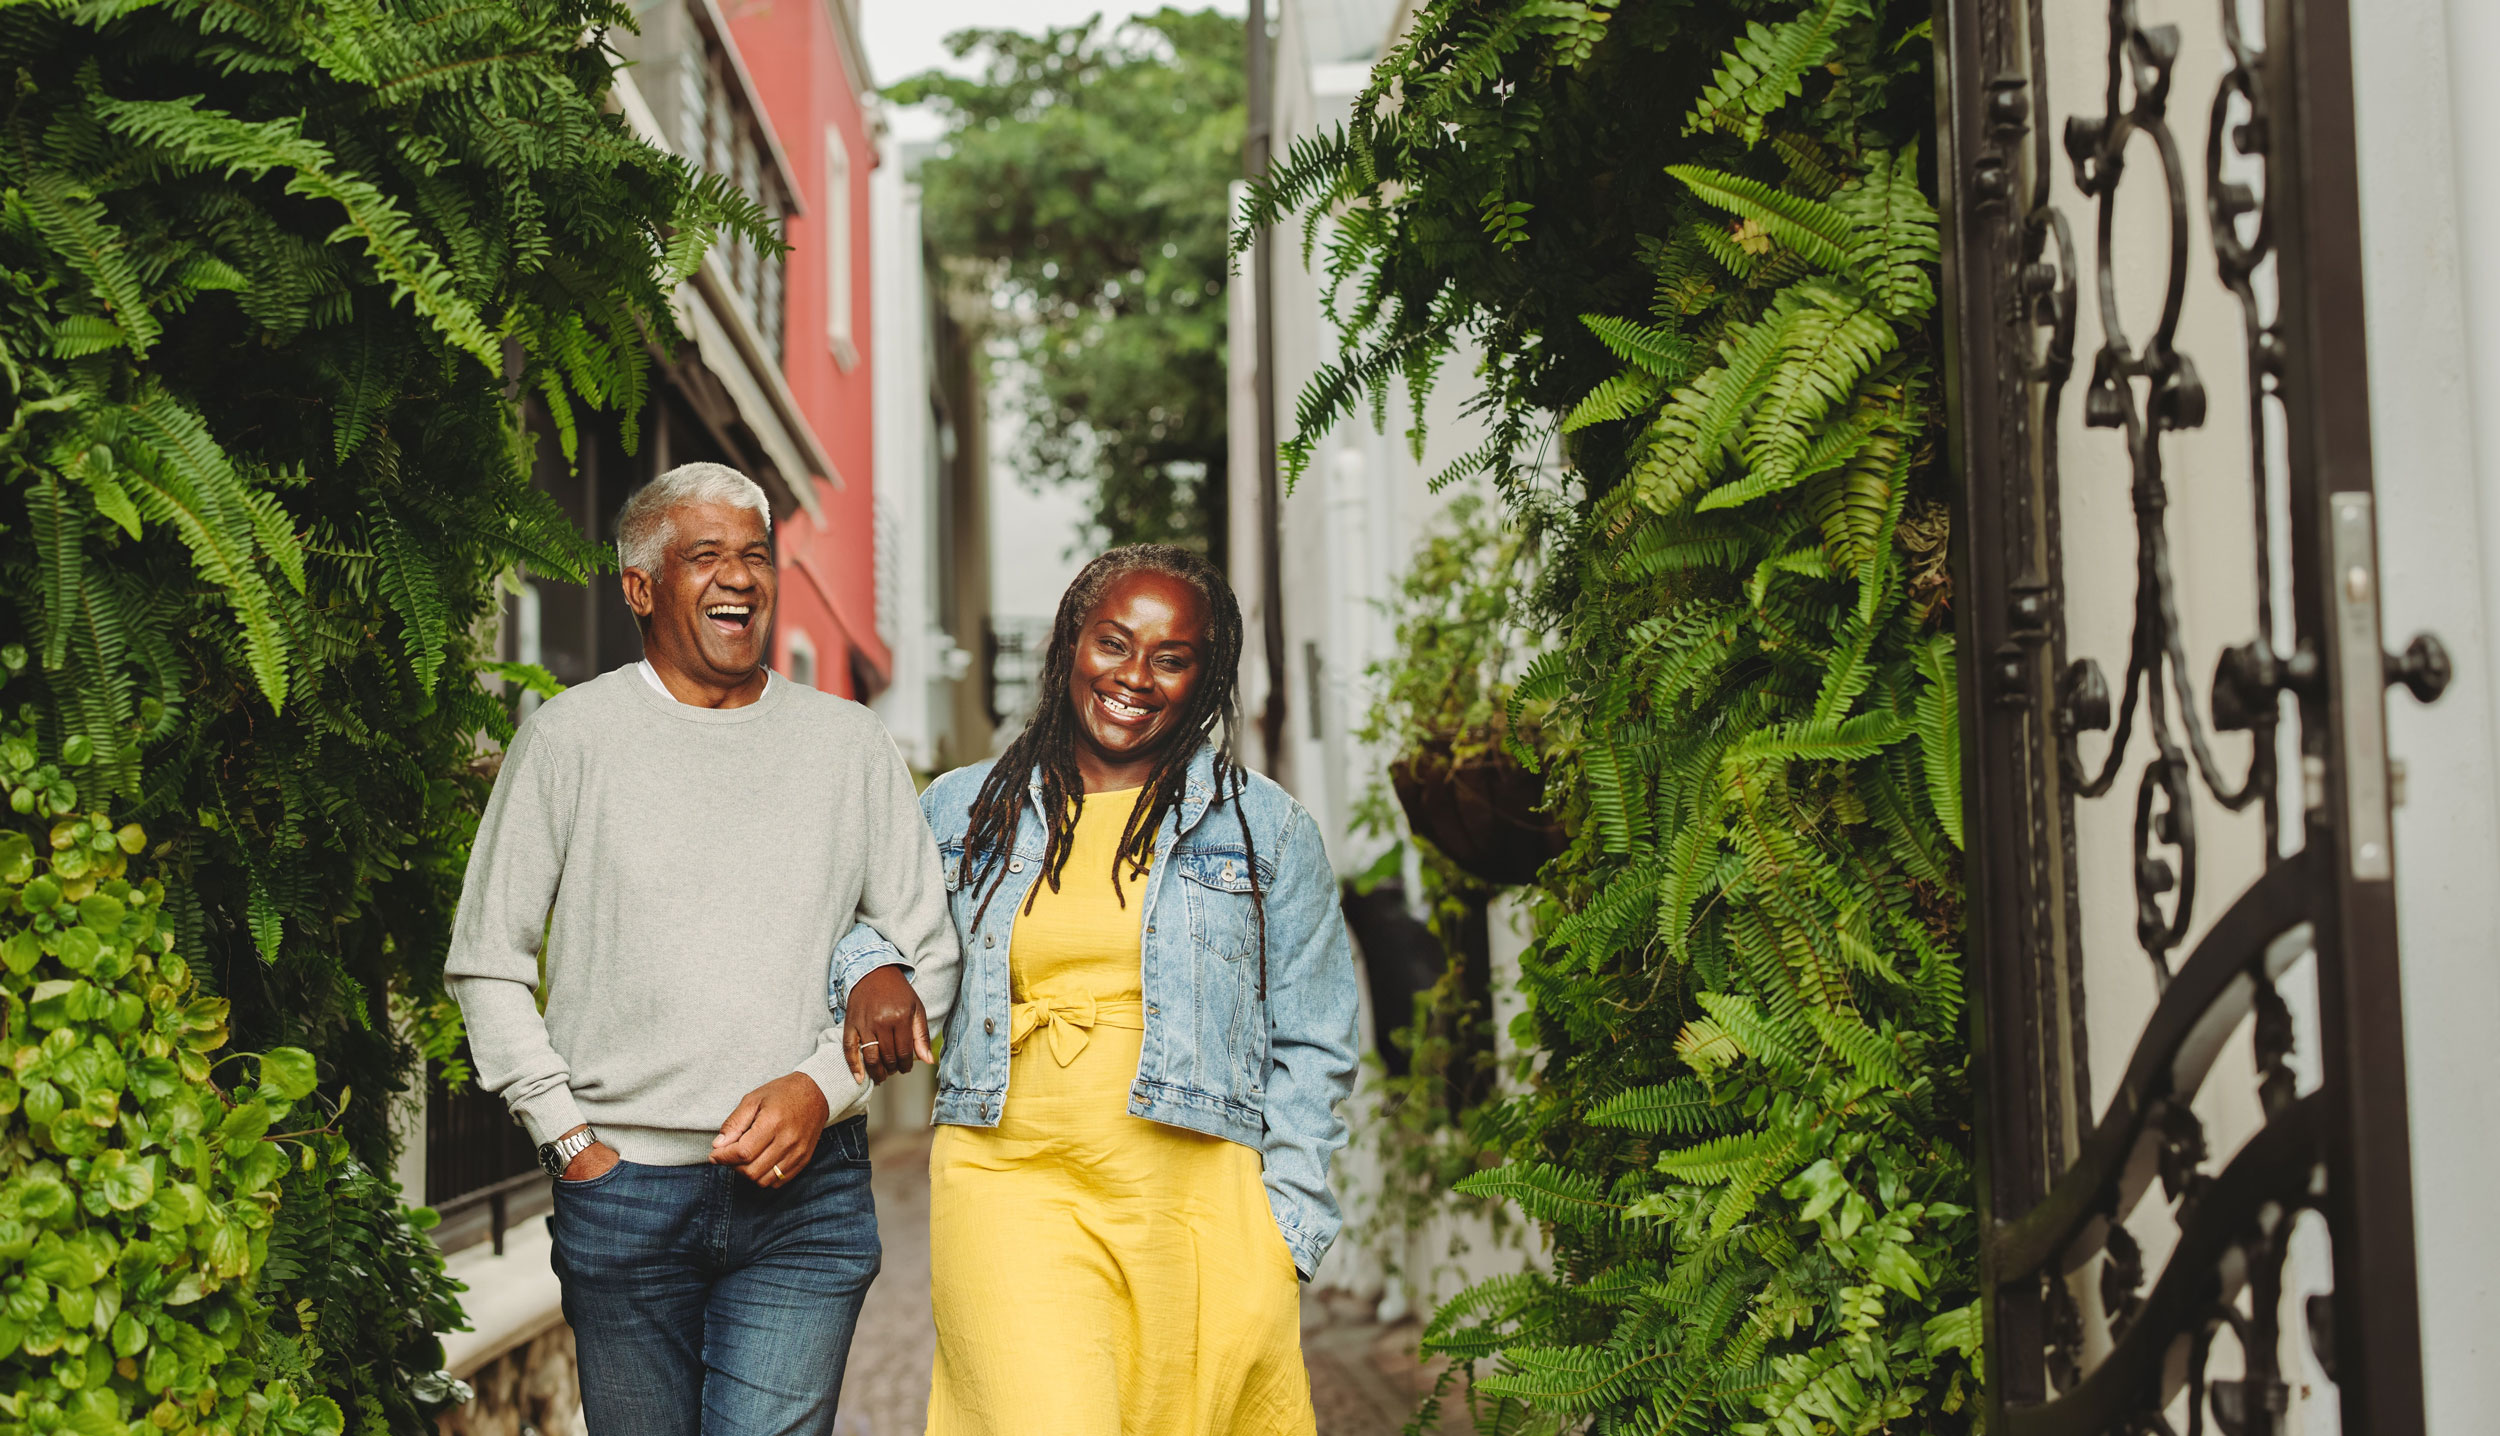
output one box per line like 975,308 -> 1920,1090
956,545 -> 1273,996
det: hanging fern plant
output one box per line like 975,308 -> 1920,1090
1247,0 -> 1977,1430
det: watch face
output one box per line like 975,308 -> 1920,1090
539,1143 -> 568,1178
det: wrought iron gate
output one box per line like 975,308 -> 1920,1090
1935,0 -> 2447,1430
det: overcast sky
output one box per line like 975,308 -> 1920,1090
861,1 -> 1245,142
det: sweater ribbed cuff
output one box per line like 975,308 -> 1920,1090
795,1047 -> 870,1124
512,1086 -> 591,1151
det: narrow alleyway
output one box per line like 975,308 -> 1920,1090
832,1130 -> 1464,1436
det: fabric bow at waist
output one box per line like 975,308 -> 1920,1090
1008,992 -> 1147,1067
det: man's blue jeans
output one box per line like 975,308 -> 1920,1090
548,1117 -> 880,1436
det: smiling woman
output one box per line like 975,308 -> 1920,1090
846,543 -> 1363,1436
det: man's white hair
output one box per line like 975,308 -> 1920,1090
615,462 -> 773,573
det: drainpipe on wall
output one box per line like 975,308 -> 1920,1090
1245,0 -> 1290,779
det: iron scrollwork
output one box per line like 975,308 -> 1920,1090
1938,0 -> 2440,1430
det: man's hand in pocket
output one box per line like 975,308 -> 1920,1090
556,1126 -> 620,1182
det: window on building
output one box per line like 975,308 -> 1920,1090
825,124 -> 856,372
786,629 -> 819,690
661,17 -> 787,365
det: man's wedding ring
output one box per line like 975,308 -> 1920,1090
859,1040 -> 880,1051
771,1163 -> 784,1180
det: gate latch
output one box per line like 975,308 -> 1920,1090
2328,493 -> 2454,881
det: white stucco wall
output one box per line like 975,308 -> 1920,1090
2356,0 -> 2500,1427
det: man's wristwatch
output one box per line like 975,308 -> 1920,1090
539,1127 -> 597,1178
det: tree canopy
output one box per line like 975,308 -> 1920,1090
888,8 -> 1243,553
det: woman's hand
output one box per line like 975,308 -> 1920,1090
845,964 -> 934,1083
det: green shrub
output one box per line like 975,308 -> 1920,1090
0,710 -> 343,1436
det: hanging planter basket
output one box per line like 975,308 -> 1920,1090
1390,731 -> 1569,888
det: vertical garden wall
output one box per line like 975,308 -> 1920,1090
1250,0 -> 1979,1429
0,1 -> 759,1429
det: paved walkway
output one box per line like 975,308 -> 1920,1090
832,1129 -> 1462,1436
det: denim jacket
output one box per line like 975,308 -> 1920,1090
830,743 -> 1359,1277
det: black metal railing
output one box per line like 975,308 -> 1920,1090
425,1062 -> 546,1256
1935,0 -> 2443,1430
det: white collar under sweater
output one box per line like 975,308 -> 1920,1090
638,659 -> 779,702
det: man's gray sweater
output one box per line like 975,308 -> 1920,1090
445,666 -> 959,1165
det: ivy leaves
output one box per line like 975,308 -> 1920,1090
0,718 -> 340,1436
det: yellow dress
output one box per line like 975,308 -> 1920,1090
926,785 -> 1316,1436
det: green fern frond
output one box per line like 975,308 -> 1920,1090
329,324 -> 396,464
370,505 -> 451,694
1669,166 -> 1854,273
1830,145 -> 1940,318
1421,1271 -> 1559,1361
1585,733 -> 1649,856
107,388 -> 291,706
1682,0 -> 1872,145
92,91 -> 501,367
1630,292 -> 1803,513
1566,367 -> 1672,432
19,165 -> 160,354
61,440 -> 142,538
1703,285 -> 1897,508
1691,218 -> 1762,281
1551,856 -> 1666,968
1655,793 -> 1731,961
1805,1008 -> 1907,1086
1583,312 -> 1697,379
1478,1342 -> 1681,1414
1804,429 -> 1904,566
29,474 -> 87,675
1589,1077 -> 1737,1134
1772,133 -> 1845,197
1455,1161 -> 1625,1230
1707,1129 -> 1803,1235
1912,633 -> 1962,847
1922,1300 -> 1983,1361
1655,1127 -> 1780,1185
1728,711 -> 1911,767
47,314 -> 128,358
1616,527 -> 1752,582
1511,647 -> 1575,710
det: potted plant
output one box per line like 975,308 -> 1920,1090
1363,496 -> 1567,888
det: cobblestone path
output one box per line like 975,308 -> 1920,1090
832,1130 -> 1463,1436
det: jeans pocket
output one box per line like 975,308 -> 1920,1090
827,1116 -> 871,1166
555,1157 -> 631,1192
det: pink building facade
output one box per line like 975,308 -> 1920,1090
726,0 -> 889,698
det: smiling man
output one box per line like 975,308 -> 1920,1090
445,463 -> 958,1436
